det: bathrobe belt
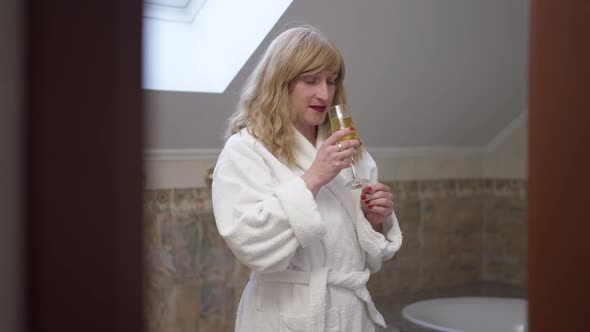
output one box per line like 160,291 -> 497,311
250,267 -> 386,331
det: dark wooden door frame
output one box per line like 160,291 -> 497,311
24,1 -> 143,331
528,0 -> 589,331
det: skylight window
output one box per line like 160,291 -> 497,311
142,0 -> 293,93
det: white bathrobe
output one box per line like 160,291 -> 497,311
212,127 -> 402,332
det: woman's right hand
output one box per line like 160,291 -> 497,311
302,128 -> 361,197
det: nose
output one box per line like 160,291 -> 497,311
316,81 -> 330,102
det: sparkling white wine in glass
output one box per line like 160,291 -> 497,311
328,104 -> 370,189
330,116 -> 358,141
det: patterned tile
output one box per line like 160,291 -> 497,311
151,212 -> 202,280
144,177 -> 528,331
482,257 -> 527,285
199,214 -> 235,282
388,181 -> 419,200
173,188 -> 199,212
395,234 -> 422,266
199,281 -> 236,331
398,266 -> 422,293
493,179 -> 527,198
393,199 -> 420,234
418,180 -> 457,199
455,179 -> 485,197
481,179 -> 495,195
196,187 -> 211,199
145,189 -> 172,213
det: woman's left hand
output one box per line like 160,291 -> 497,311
360,183 -> 394,232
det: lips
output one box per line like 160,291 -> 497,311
309,105 -> 327,112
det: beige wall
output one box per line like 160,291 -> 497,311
484,113 -> 528,179
0,0 -> 23,330
145,158 -> 217,189
144,151 -> 484,189
145,114 -> 527,189
145,129 -> 527,188
375,155 -> 483,181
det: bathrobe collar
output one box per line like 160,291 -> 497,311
292,124 -> 329,172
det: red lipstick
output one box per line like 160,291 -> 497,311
310,105 -> 326,112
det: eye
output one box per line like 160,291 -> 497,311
303,77 -> 317,84
327,79 -> 336,86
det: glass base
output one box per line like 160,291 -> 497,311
345,178 -> 370,190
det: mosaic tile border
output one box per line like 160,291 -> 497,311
146,179 -> 527,211
386,179 -> 527,200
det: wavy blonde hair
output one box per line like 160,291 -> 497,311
226,26 -> 347,165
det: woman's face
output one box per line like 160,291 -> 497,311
290,70 -> 337,132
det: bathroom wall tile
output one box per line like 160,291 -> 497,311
482,257 -> 526,286
173,188 -> 199,212
489,195 -> 527,212
422,199 -> 454,259
398,265 -> 422,293
418,180 -> 456,199
145,189 -> 172,213
144,211 -> 164,249
493,179 -> 527,198
144,264 -> 176,331
367,273 -> 382,294
455,179 -> 485,197
144,190 -> 157,214
423,232 -> 451,261
449,254 -> 480,285
449,233 -> 481,258
421,260 -> 451,290
171,188 -> 214,215
388,181 -> 419,200
199,214 -> 235,282
395,234 -> 422,268
195,197 -> 213,215
144,211 -> 175,331
371,265 -> 401,296
200,281 -> 235,332
421,199 -> 446,226
145,275 -> 199,332
451,197 -> 483,226
481,179 -> 495,195
482,195 -> 527,287
167,212 -> 202,279
195,187 -> 211,199
394,199 -> 420,235
483,222 -> 526,258
159,282 -> 201,332
144,177 -> 528,330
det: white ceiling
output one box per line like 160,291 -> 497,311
145,0 -> 529,150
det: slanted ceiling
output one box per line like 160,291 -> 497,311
145,0 -> 529,151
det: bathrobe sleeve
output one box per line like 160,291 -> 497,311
355,150 -> 403,273
212,133 -> 325,273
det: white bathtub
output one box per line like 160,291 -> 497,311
401,297 -> 527,332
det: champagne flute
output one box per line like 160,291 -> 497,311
328,104 -> 370,189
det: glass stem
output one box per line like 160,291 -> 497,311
349,156 -> 359,180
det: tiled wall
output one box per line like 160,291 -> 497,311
143,179 -> 527,332
366,179 -> 527,298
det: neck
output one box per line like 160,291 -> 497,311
296,125 -> 317,146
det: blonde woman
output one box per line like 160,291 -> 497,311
212,26 -> 402,332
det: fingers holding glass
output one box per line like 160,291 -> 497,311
328,104 -> 369,190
